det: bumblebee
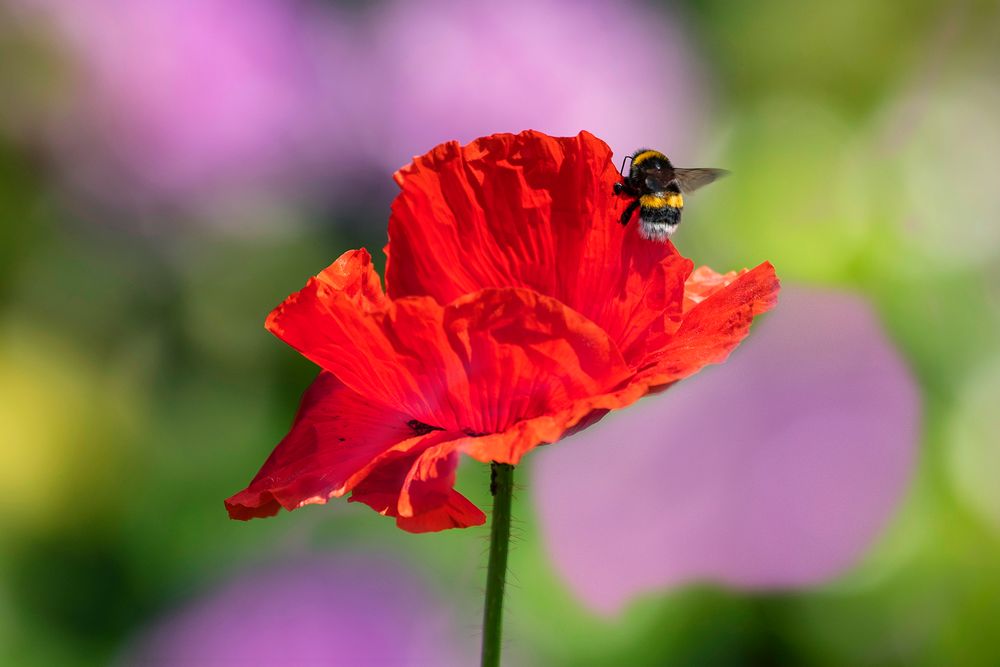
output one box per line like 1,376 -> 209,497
613,148 -> 728,241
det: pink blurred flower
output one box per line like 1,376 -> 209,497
15,0 -> 360,209
366,0 -> 708,172
119,554 -> 472,666
13,0 -> 708,219
534,287 -> 920,615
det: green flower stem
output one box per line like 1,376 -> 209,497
481,462 -> 514,667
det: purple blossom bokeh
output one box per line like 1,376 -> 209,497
119,554 -> 472,667
366,0 -> 707,173
11,0 -> 705,217
14,0 -> 361,211
534,287 -> 921,615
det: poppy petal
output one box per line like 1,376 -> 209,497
225,372 -> 430,520
459,379 -> 649,464
266,284 -> 458,431
442,287 -> 632,435
349,440 -> 485,533
314,247 -> 388,312
638,261 -> 780,386
462,263 -> 779,463
266,271 -> 633,436
385,130 -> 690,358
682,265 -> 744,314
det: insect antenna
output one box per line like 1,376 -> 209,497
619,155 -> 633,177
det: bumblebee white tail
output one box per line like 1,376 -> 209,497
638,220 -> 678,242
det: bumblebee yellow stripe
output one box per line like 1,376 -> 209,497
632,150 -> 666,167
640,193 -> 683,208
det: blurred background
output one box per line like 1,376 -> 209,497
1,0 -> 999,665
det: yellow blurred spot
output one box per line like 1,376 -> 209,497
0,324 -> 137,531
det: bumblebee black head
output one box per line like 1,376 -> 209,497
630,148 -> 671,179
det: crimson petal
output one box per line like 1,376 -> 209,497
266,259 -> 632,437
224,372 -> 475,525
385,130 -> 692,361
639,261 -> 781,386
349,440 -> 485,533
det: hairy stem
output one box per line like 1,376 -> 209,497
481,462 -> 514,667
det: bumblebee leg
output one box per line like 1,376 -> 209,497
620,199 -> 640,226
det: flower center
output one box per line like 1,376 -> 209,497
406,419 -> 488,438
406,419 -> 443,436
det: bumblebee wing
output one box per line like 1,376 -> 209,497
674,168 -> 729,194
643,169 -> 676,193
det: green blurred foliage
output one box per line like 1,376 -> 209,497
687,0 -> 942,115
1,0 -> 999,665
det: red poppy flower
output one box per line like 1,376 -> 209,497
226,130 -> 779,532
